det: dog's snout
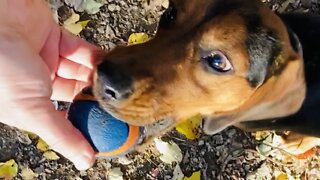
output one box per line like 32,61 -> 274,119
97,61 -> 133,101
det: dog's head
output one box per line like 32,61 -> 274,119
93,0 -> 305,135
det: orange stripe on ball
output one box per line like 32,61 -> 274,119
96,125 -> 140,157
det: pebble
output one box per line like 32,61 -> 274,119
198,140 -> 204,146
301,0 -> 312,8
117,156 -> 133,165
227,129 -> 237,138
213,135 -> 224,145
108,4 -> 117,12
80,170 -> 87,177
34,166 -> 45,174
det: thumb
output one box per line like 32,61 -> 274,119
11,98 -> 96,170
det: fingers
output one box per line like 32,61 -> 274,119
52,77 -> 90,102
11,99 -> 96,170
57,57 -> 92,82
59,29 -> 103,69
39,25 -> 60,74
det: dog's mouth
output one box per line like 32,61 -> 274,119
142,118 -> 174,139
102,105 -> 175,135
106,107 -> 175,147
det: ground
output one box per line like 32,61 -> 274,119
0,0 -> 320,179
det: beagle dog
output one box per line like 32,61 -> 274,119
93,0 -> 320,155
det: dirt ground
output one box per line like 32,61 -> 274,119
1,0 -> 320,179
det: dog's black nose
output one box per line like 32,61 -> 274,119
97,61 -> 133,101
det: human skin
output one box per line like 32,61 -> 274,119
0,0 -> 100,170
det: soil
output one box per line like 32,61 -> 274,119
1,0 -> 320,179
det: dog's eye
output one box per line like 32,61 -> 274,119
202,51 -> 233,73
159,2 -> 177,27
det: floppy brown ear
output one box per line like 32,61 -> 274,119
203,116 -> 236,135
246,29 -> 281,87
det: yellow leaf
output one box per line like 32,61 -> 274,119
25,131 -> 37,140
0,159 -> 18,180
183,171 -> 200,180
78,20 -> 90,28
64,11 -> 80,25
21,167 -> 37,180
43,151 -> 60,161
277,173 -> 288,180
128,33 -> 150,45
63,11 -> 84,35
176,114 -> 202,140
64,24 -> 83,35
36,139 -> 49,152
254,131 -> 270,141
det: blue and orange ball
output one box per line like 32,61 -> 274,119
67,88 -> 143,158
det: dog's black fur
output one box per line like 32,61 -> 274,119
240,13 -> 320,137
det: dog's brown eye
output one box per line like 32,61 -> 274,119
202,51 -> 232,73
159,2 -> 177,27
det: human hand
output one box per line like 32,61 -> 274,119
0,0 -> 100,170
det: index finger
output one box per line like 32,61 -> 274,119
59,29 -> 103,69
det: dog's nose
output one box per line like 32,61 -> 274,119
97,61 -> 133,101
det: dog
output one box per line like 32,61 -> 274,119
93,0 -> 320,156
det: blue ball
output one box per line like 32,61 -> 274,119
68,100 -> 129,152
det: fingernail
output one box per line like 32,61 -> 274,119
72,154 -> 95,170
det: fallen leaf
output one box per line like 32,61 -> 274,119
257,133 -> 281,156
107,167 -> 123,180
65,24 -> 83,35
64,11 -> 80,25
43,151 -> 60,161
25,131 -> 37,140
254,131 -> 271,141
21,167 -> 37,180
63,11 -> 83,35
36,139 -> 49,152
63,14 -> 90,35
154,138 -> 182,164
0,159 -> 18,180
277,173 -> 288,180
271,133 -> 283,147
128,33 -> 150,45
295,147 -> 317,159
78,20 -> 90,28
183,171 -> 200,180
172,164 -> 184,180
246,162 -> 272,180
176,114 -> 202,140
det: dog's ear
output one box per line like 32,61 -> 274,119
202,116 -> 236,135
246,29 -> 281,87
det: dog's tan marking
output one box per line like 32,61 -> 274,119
93,0 -> 315,153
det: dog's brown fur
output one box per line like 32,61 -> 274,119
93,0 -> 319,155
